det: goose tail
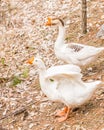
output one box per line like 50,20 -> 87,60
85,80 -> 103,94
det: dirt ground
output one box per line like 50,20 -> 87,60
0,0 -> 104,130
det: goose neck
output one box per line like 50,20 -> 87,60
55,25 -> 65,48
38,68 -> 46,81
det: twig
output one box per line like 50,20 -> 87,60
0,100 -> 37,121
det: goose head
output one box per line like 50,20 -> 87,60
27,57 -> 46,70
45,17 -> 64,27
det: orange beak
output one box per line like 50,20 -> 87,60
27,57 -> 34,64
45,17 -> 52,26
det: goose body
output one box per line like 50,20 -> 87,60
27,57 -> 102,122
46,18 -> 104,66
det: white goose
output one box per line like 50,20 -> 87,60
46,17 -> 104,66
27,56 -> 102,122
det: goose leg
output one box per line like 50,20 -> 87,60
57,107 -> 71,122
55,106 -> 68,117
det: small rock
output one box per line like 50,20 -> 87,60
29,123 -> 34,129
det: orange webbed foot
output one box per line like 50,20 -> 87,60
55,107 -> 71,122
55,107 -> 68,117
57,115 -> 68,122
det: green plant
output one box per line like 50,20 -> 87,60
1,58 -> 5,65
22,68 -> 29,78
12,76 -> 21,86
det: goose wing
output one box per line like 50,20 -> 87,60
45,64 -> 82,80
68,43 -> 104,60
68,43 -> 84,52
